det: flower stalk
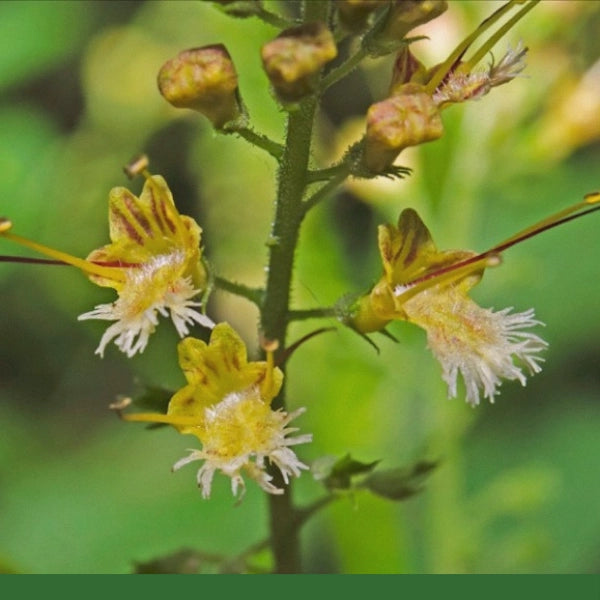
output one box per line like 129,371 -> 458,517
257,0 -> 332,576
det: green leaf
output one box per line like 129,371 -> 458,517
133,547 -> 222,574
316,453 -> 380,491
362,460 -> 439,501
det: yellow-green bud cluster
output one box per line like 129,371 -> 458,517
157,44 -> 244,129
261,22 -> 337,104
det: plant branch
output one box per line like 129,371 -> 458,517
255,5 -> 300,29
303,170 -> 349,213
307,162 -> 350,183
220,492 -> 339,573
257,0 -> 333,576
225,126 -> 284,160
319,45 -> 369,92
213,275 -> 264,305
260,97 -> 318,572
287,307 -> 337,321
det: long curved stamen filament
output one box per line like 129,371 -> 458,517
110,397 -> 202,427
488,191 -> 600,254
461,0 -> 539,72
262,349 -> 276,402
119,411 -> 203,427
395,254 -> 502,304
396,191 -> 600,304
0,255 -> 66,265
425,0 -> 536,95
0,221 -> 126,283
258,334 -> 279,402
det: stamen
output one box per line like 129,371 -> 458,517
461,1 -> 539,73
118,410 -> 203,427
123,154 -> 151,180
259,336 -> 279,402
425,0 -> 538,95
488,192 -> 600,255
0,227 -> 126,283
0,217 -> 13,233
396,191 -> 600,304
395,254 -> 501,304
0,255 -> 66,265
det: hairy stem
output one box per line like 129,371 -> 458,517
213,275 -> 264,305
288,307 -> 337,321
257,0 -> 331,576
260,95 -> 318,574
319,45 -> 368,92
228,126 -> 284,160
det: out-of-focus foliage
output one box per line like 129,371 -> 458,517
0,1 -> 599,573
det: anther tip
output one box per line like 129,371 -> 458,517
123,154 -> 150,180
486,253 -> 502,267
0,217 -> 13,233
109,397 -> 132,419
584,191 -> 600,205
260,335 -> 280,353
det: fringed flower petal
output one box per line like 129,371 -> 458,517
120,323 -> 311,499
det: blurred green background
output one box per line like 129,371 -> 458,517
0,0 -> 599,574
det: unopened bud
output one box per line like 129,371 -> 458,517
384,0 -> 448,37
261,22 -> 337,104
336,0 -> 386,33
157,44 -> 244,129
389,45 -> 428,93
211,0 -> 262,18
366,0 -> 448,55
364,84 -> 443,173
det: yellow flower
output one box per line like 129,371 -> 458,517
120,323 -> 312,499
430,41 -> 528,108
365,2 -> 535,174
349,208 -> 548,407
390,2 -> 534,107
0,173 -> 213,357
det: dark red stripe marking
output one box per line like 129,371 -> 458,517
123,195 -> 153,237
112,206 -> 144,245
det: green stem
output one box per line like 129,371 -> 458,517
307,162 -> 350,183
258,0 -> 331,576
260,92 -> 319,577
213,275 -> 264,305
226,126 -> 284,160
303,170 -> 349,213
255,5 -> 299,29
319,45 -> 368,92
288,307 -> 337,322
260,97 -> 318,351
220,493 -> 338,573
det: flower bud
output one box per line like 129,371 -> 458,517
336,0 -> 386,33
383,0 -> 448,38
157,44 -> 244,129
366,0 -> 448,55
211,0 -> 262,18
261,22 -> 337,104
364,83 -> 443,173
